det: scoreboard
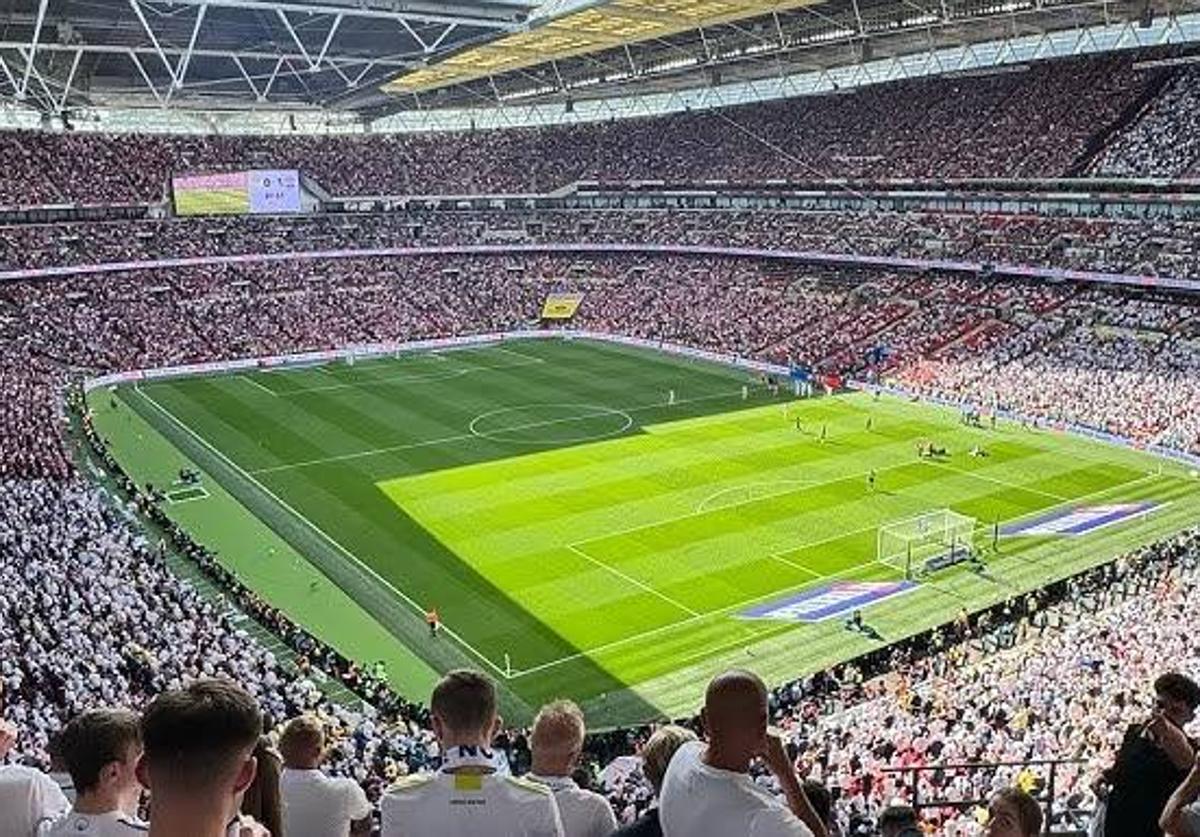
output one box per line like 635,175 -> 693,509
172,169 -> 302,216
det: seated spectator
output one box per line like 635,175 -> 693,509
381,669 -> 564,837
1099,672 -> 1200,837
136,678 -> 265,837
985,788 -> 1043,837
659,670 -> 825,837
0,719 -> 69,837
613,725 -> 698,837
44,709 -> 144,836
278,715 -> 371,837
527,700 -> 617,837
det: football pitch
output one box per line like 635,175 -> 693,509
88,337 -> 1200,726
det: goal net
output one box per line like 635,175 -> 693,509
878,509 -> 978,579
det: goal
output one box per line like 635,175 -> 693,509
878,509 -> 978,579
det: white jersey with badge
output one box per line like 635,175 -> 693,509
381,770 -> 565,837
44,810 -> 148,837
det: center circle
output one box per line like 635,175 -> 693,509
468,403 -> 634,445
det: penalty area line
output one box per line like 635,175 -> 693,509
566,544 -> 699,617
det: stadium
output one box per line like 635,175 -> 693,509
5,0 -> 1200,834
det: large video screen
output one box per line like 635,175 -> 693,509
172,169 -> 302,216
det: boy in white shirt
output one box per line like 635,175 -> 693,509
526,700 -> 617,837
45,709 -> 145,837
278,714 -> 372,837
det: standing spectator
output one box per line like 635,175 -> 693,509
0,719 -> 69,837
613,726 -> 698,837
380,670 -> 564,837
527,700 -> 617,837
659,670 -> 825,837
45,709 -> 144,836
136,679 -> 264,837
1099,672 -> 1200,837
278,715 -> 371,837
242,738 -> 283,837
985,788 -> 1043,837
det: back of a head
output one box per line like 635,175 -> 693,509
57,708 -> 142,796
1155,671 -> 1200,710
530,700 -> 586,767
431,670 -> 497,740
989,787 -> 1043,837
278,715 -> 326,769
703,670 -> 768,753
878,804 -> 920,837
641,725 -> 698,796
140,678 -> 263,794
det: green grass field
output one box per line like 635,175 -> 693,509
88,337 -> 1200,726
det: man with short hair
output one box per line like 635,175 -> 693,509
135,678 -> 265,837
381,669 -> 564,837
0,719 -> 69,837
526,700 -> 617,837
659,670 -> 826,837
45,709 -> 145,836
613,725 -> 698,837
278,714 -> 372,837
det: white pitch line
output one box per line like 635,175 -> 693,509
251,388 -> 749,475
133,385 -> 513,681
768,553 -> 824,578
512,471 -> 1174,679
510,555 -> 893,679
281,358 -> 545,395
566,544 -> 699,617
239,374 -> 278,397
919,458 -> 1070,503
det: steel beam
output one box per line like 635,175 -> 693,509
18,0 -> 48,100
137,0 -> 523,30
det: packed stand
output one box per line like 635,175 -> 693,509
0,52 -> 1173,208
7,208 -> 1200,281
1090,67 -> 1200,180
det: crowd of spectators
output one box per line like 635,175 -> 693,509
0,51 -> 1178,208
1090,67 -> 1200,180
7,206 -> 1200,282
5,454 -> 1200,834
890,289 -> 1200,451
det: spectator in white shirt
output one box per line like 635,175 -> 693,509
45,709 -> 145,837
0,719 -> 69,837
659,670 -> 826,837
278,714 -> 372,837
381,669 -> 565,837
135,679 -> 267,837
526,700 -> 617,837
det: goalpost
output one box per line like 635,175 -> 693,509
878,509 -> 978,580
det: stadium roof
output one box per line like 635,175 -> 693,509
1,0 -> 1199,123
